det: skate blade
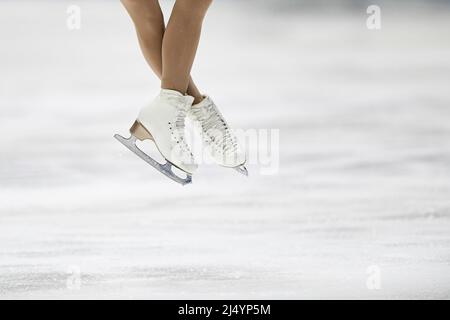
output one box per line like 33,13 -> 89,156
233,165 -> 248,177
114,133 -> 192,186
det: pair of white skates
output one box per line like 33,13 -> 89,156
115,89 -> 247,185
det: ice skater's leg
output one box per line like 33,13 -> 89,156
161,0 -> 213,96
120,0 -> 203,102
120,0 -> 164,78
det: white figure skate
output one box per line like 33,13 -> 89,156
114,89 -> 197,185
188,96 -> 248,176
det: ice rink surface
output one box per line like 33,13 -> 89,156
1,0 -> 450,299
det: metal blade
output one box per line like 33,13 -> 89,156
233,165 -> 248,177
114,134 -> 192,186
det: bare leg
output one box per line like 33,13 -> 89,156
161,0 -> 212,96
120,0 -> 203,103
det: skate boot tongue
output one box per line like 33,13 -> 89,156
160,89 -> 194,107
160,89 -> 184,97
184,95 -> 195,107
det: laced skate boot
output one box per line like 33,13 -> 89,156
114,89 -> 197,185
188,96 -> 248,176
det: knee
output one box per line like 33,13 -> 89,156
121,0 -> 146,8
176,0 -> 213,19
121,0 -> 163,22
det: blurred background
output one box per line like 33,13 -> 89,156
1,0 -> 450,299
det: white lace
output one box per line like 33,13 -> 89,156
169,101 -> 194,159
192,101 -> 238,155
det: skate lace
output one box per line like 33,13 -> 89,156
192,101 -> 237,155
169,102 -> 194,159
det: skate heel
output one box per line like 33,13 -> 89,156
115,121 -> 192,186
130,121 -> 153,141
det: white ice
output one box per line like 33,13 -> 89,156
1,0 -> 450,299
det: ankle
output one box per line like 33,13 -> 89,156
161,80 -> 187,96
192,95 -> 205,105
